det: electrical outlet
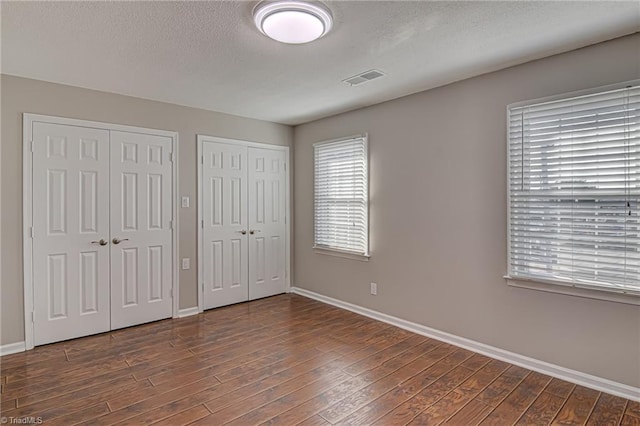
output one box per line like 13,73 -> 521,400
182,258 -> 190,270
181,196 -> 190,208
370,282 -> 377,295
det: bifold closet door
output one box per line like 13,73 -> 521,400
202,142 -> 249,310
32,122 -> 111,345
109,131 -> 174,329
247,147 -> 287,300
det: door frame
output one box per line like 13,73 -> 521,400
196,134 -> 291,313
23,113 -> 180,350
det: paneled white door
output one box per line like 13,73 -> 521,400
201,142 -> 249,309
109,131 -> 174,329
248,148 -> 287,300
200,139 -> 288,310
32,123 -> 111,345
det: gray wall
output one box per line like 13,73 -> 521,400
0,74 -> 293,345
293,33 -> 640,387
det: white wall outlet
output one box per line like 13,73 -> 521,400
370,282 -> 377,295
182,258 -> 190,270
181,196 -> 190,208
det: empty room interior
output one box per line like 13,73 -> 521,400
1,1 -> 640,424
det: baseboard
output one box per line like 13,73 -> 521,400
177,306 -> 200,318
0,341 -> 26,356
290,286 -> 640,402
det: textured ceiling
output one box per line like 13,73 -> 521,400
2,1 -> 639,125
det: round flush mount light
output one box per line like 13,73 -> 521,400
253,1 -> 333,44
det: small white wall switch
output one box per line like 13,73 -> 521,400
370,282 -> 377,295
182,258 -> 190,270
181,196 -> 190,208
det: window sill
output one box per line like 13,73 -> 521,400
504,275 -> 640,306
313,247 -> 369,262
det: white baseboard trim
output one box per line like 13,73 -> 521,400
0,341 -> 26,356
290,286 -> 640,402
177,306 -> 200,318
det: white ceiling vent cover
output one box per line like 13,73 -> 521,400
343,69 -> 385,86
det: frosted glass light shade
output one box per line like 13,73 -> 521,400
254,1 -> 333,44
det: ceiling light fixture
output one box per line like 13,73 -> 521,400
253,1 -> 333,44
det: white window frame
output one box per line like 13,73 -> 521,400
313,134 -> 370,261
505,80 -> 640,305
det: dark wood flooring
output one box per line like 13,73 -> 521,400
0,294 -> 636,425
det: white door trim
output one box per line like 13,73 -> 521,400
197,134 -> 291,313
23,113 -> 180,350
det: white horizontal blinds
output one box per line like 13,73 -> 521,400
314,136 -> 368,255
509,84 -> 640,292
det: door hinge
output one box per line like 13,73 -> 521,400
169,220 -> 174,230
30,140 -> 34,152
201,220 -> 204,228
201,155 -> 204,165
170,288 -> 173,298
169,152 -> 174,163
29,227 -> 34,238
31,312 -> 35,323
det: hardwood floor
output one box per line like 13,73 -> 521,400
0,294 -> 636,425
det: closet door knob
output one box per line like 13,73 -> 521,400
112,238 -> 130,245
91,239 -> 108,246
236,230 -> 247,235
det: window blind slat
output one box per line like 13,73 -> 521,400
508,84 -> 640,291
314,136 -> 369,256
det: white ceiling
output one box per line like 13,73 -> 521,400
2,1 -> 639,125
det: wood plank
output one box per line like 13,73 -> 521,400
516,391 -> 566,425
0,294 -> 634,426
205,370 -> 350,424
296,415 -> 331,426
351,357 -> 477,425
474,369 -> 530,407
44,402 -> 111,426
4,375 -> 139,416
622,414 -> 640,426
552,385 -> 600,425
586,393 -> 627,426
318,347 -> 468,423
109,350 -> 345,425
627,401 -> 640,418
546,378 -> 576,399
143,404 -> 211,426
479,372 -> 551,425
445,399 -> 494,425
402,359 -> 508,425
264,340 -> 444,426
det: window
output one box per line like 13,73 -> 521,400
314,135 -> 369,258
508,82 -> 640,296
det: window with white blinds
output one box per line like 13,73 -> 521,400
508,83 -> 640,295
314,135 -> 369,257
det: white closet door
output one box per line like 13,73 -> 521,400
32,122 -> 111,345
248,147 -> 287,300
109,131 -> 173,329
202,142 -> 249,309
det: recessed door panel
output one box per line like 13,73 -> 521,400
248,147 -> 287,300
202,141 -> 249,309
32,122 -> 111,345
110,130 -> 173,330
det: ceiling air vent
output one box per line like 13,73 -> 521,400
343,69 -> 385,86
